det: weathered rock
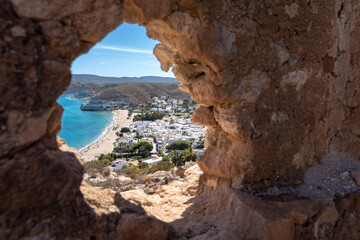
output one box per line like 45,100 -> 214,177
121,164 -> 203,222
351,171 -> 360,186
173,178 -> 320,240
176,167 -> 186,178
191,105 -> 218,127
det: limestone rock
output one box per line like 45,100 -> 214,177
176,167 -> 186,178
281,70 -> 309,91
10,25 -> 26,37
276,41 -> 290,66
121,164 -> 202,222
350,171 -> 360,186
57,136 -> 80,161
153,43 -> 176,72
285,3 -> 299,19
191,105 -> 218,127
173,182 -> 319,240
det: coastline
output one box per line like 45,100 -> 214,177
79,109 -> 132,162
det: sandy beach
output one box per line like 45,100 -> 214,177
79,109 -> 132,162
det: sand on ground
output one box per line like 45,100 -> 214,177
79,110 -> 132,162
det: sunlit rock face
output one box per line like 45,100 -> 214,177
141,0 -> 360,190
2,0 -> 360,239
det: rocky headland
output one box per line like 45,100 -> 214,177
65,80 -> 191,111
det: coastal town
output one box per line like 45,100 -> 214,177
79,95 -> 206,176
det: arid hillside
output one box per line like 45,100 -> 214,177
66,81 -> 191,105
96,82 -> 191,104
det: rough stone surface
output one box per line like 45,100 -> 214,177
121,164 -> 202,223
173,177 -> 319,240
2,0 -> 360,239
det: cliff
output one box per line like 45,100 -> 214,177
2,0 -> 360,239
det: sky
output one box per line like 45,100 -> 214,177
71,23 -> 174,78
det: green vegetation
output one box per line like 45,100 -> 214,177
168,150 -> 198,167
166,141 -> 191,151
195,136 -> 205,149
122,158 -> 174,178
113,142 -> 127,153
148,159 -> 174,174
157,151 -> 167,158
114,141 -> 153,158
131,142 -> 153,158
135,135 -> 144,139
83,160 -> 108,173
84,152 -> 179,181
115,132 -> 123,137
138,161 -> 149,169
125,164 -> 145,179
120,127 -> 131,133
83,152 -> 121,176
98,153 -> 121,162
195,142 -> 205,149
182,99 -> 190,109
133,111 -> 167,121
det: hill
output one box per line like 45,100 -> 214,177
64,80 -> 191,111
95,82 -> 190,105
72,74 -> 178,84
64,81 -> 118,98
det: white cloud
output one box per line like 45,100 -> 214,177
98,59 -> 159,66
94,44 -> 153,54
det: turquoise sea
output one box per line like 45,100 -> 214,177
57,95 -> 113,150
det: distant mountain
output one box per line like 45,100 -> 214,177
72,74 -> 178,84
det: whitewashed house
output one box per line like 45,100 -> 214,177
110,160 -> 128,171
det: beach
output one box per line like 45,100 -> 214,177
79,110 -> 132,162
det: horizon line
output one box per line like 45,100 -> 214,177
71,73 -> 176,79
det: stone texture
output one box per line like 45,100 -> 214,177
173,178 -> 319,240
121,164 -> 202,223
2,0 -> 360,239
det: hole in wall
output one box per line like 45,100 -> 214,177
57,23 -> 206,222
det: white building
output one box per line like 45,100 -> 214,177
143,156 -> 163,166
110,160 -> 128,171
167,99 -> 177,104
193,149 -> 205,157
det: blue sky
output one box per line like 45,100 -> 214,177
71,23 -> 174,78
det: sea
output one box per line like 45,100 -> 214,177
57,95 -> 113,150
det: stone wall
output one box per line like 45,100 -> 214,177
1,0 -> 360,239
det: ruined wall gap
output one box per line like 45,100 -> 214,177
2,0 -> 360,239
